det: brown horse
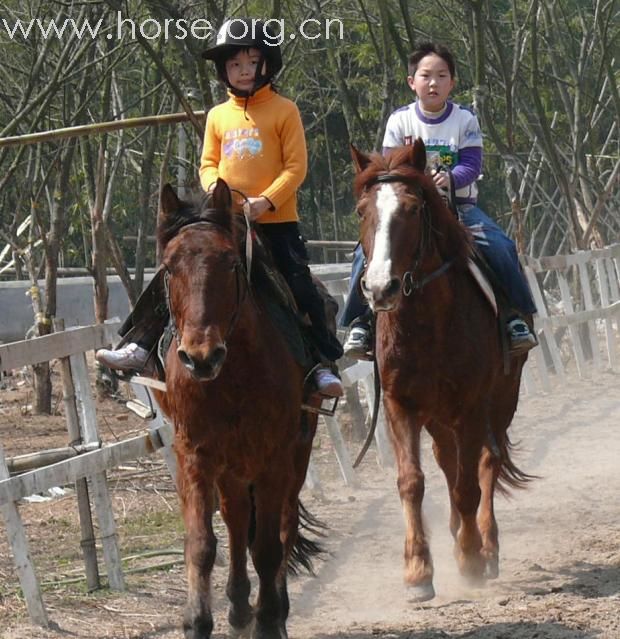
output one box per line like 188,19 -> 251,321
153,179 -> 322,639
351,141 -> 532,601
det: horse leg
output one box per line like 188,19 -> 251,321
217,474 -> 254,638
250,476 -> 288,639
177,452 -> 217,639
478,445 -> 500,579
384,397 -> 434,601
425,421 -> 460,540
275,498 -> 297,629
452,420 -> 486,583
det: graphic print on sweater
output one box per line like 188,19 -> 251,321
223,127 -> 263,159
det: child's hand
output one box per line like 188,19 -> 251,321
246,197 -> 272,220
432,171 -> 450,189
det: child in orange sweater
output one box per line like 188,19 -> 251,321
97,18 -> 343,396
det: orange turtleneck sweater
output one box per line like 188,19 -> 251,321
199,85 -> 308,224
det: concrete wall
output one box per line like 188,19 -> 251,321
0,264 -> 350,344
0,276 -> 154,344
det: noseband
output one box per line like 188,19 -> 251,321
163,215 -> 250,348
364,172 -> 454,297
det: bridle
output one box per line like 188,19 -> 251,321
363,172 -> 454,298
162,212 -> 251,348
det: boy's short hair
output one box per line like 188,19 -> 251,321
408,42 -> 456,78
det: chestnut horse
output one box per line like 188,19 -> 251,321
352,141 -> 532,601
154,179 -> 322,639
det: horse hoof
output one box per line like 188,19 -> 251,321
485,560 -> 499,580
407,582 -> 436,602
229,620 -> 254,639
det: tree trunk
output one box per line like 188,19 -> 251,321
91,143 -> 110,325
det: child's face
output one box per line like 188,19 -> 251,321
225,47 -> 264,92
407,53 -> 455,112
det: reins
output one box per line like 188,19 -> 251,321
365,171 -> 455,294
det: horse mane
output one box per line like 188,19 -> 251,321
157,190 -> 288,301
355,148 -> 473,266
157,190 -> 234,252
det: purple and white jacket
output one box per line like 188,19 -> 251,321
382,100 -> 483,205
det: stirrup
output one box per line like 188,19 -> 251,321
300,364 -> 341,417
301,395 -> 340,417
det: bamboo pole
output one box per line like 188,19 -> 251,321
0,111 -> 206,149
6,444 -> 99,475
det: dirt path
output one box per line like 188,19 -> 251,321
1,368 -> 619,639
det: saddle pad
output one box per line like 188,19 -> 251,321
468,259 -> 497,316
260,296 -> 313,370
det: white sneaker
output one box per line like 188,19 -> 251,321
343,324 -> 373,360
95,343 -> 150,372
314,367 -> 344,398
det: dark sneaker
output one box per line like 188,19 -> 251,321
96,342 -> 150,372
314,367 -> 344,397
343,323 -> 373,360
508,318 -> 537,354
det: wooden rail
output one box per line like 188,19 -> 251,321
522,243 -> 620,379
0,320 -> 175,627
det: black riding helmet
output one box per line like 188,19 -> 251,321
202,18 -> 283,97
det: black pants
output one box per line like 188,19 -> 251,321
259,222 -> 343,362
118,267 -> 168,352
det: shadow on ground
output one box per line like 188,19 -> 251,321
274,621 -> 597,639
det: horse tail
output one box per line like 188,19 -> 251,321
288,501 -> 327,576
246,488 -> 325,575
496,434 -> 539,495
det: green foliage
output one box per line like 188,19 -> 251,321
0,0 -> 618,284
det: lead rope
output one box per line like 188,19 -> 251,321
242,201 -> 253,283
353,352 -> 381,469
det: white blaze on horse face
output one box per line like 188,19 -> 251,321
365,184 -> 398,299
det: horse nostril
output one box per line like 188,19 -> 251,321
361,277 -> 370,292
177,349 -> 195,371
209,345 -> 227,369
386,277 -> 401,297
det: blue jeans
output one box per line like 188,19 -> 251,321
340,205 -> 537,328
459,205 -> 536,315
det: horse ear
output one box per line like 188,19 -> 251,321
410,138 -> 427,173
211,177 -> 233,211
157,184 -> 183,254
350,144 -> 372,174
160,183 -> 181,217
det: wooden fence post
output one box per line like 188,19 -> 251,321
595,259 -> 618,369
557,270 -> 587,378
0,446 -> 49,627
70,352 -> 125,591
523,263 -> 564,382
130,383 -> 177,485
53,319 -> 100,591
359,375 -> 394,468
577,261 -> 603,371
321,411 -> 359,488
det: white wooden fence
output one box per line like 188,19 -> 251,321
521,243 -> 620,388
0,320 -> 175,627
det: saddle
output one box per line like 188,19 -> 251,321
121,232 -> 323,383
